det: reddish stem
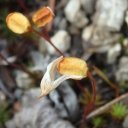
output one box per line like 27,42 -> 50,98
76,81 -> 86,94
83,71 -> 96,119
29,27 -> 65,57
16,0 -> 28,14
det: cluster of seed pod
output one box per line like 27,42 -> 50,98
6,6 -> 96,118
6,6 -> 89,97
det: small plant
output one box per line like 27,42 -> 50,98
0,104 -> 10,126
92,116 -> 105,128
80,88 -> 104,106
6,6 -> 97,119
110,102 -> 128,120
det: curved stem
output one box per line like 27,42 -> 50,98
83,71 -> 96,119
29,27 -> 65,56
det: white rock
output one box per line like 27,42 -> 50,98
15,71 -> 34,89
94,0 -> 128,31
64,0 -> 88,28
125,11 -> 128,25
123,38 -> 128,53
82,25 -> 94,41
72,10 -> 88,28
82,25 -> 121,53
123,115 -> 128,128
80,0 -> 96,14
116,57 -> 128,82
39,37 -> 47,53
64,0 -> 81,23
45,30 -> 71,55
107,43 -> 121,63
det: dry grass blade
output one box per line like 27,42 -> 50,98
87,93 -> 128,119
93,66 -> 119,96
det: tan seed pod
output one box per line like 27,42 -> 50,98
58,57 -> 88,77
32,6 -> 54,27
6,12 -> 31,34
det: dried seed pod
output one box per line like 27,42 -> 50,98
6,12 -> 31,34
58,57 -> 88,77
32,6 -> 54,27
39,56 -> 86,97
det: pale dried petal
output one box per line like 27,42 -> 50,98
39,56 -> 63,97
54,75 -> 85,87
39,56 -> 87,98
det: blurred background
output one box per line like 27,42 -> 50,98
0,0 -> 128,128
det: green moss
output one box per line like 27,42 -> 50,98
92,116 -> 105,128
0,104 -> 10,125
110,102 -> 128,120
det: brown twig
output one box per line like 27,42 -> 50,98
87,93 -> 128,119
16,0 -> 28,14
0,53 -> 36,79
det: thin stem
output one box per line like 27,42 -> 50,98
16,0 -> 28,14
76,81 -> 86,94
87,92 -> 128,119
93,65 -> 119,97
83,71 -> 96,119
29,27 -> 65,56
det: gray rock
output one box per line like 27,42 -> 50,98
93,0 -> 128,31
0,39 -> 7,50
15,70 -> 34,89
69,25 -> 80,35
125,10 -> 128,25
80,0 -> 96,14
59,18 -> 68,30
54,17 -> 68,30
49,82 -> 80,122
116,57 -> 128,82
39,37 -> 47,53
123,115 -> 128,128
57,82 -> 80,122
72,10 -> 88,28
45,30 -> 71,55
107,43 -> 121,64
29,51 -> 51,73
6,88 -> 75,128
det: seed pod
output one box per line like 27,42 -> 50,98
32,6 -> 54,27
58,57 -> 88,77
6,12 -> 31,34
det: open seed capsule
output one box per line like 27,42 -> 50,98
32,6 -> 54,27
58,57 -> 88,77
6,12 -> 31,34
